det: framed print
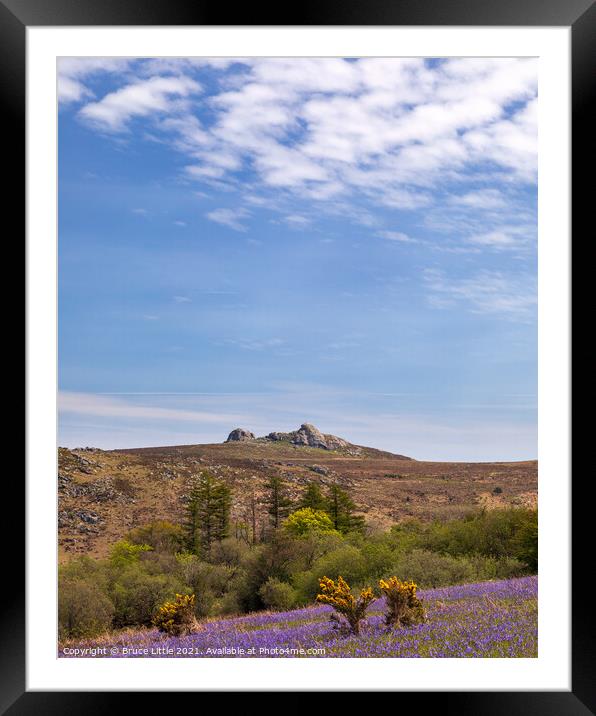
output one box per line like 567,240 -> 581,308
11,0 -> 587,709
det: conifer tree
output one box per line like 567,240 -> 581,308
265,474 -> 293,530
326,484 -> 365,534
299,482 -> 327,512
184,472 -> 232,558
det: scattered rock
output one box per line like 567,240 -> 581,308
308,465 -> 330,476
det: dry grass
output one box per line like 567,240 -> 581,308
58,442 -> 537,562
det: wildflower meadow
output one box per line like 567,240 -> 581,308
60,575 -> 537,659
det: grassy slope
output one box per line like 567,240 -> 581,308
58,441 -> 537,561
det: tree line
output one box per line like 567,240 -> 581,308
183,472 -> 364,559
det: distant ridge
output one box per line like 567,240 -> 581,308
224,422 -> 410,458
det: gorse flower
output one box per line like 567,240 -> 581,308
316,576 -> 374,635
379,576 -> 426,629
153,593 -> 196,636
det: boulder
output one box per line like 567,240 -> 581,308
226,428 -> 256,443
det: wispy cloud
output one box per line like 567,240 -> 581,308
449,188 -> 506,210
424,268 -> 537,320
377,230 -> 417,243
205,207 -> 250,232
59,391 -> 246,425
58,388 -> 536,460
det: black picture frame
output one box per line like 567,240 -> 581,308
11,0 -> 587,709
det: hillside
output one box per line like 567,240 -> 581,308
58,423 -> 537,561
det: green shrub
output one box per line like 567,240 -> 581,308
110,565 -> 186,627
59,578 -> 114,639
127,521 -> 186,554
175,553 -> 241,617
293,544 -> 368,602
109,540 -> 152,569
283,508 -> 338,537
258,577 -> 298,611
390,549 -> 476,588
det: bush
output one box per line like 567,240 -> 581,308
59,578 -> 114,639
293,544 -> 368,602
110,565 -> 187,627
390,549 -> 475,588
316,575 -> 374,635
175,553 -> 241,617
283,508 -> 338,537
379,577 -> 426,629
421,508 -> 537,563
127,521 -> 186,554
258,577 -> 297,611
153,594 -> 196,636
109,540 -> 152,569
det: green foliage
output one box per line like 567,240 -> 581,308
293,544 -> 368,602
283,507 -> 338,537
420,508 -> 538,564
325,484 -> 365,534
258,577 -> 298,611
108,540 -> 152,569
389,549 -> 525,589
58,577 -> 114,639
513,512 -> 538,571
58,501 -> 537,639
264,474 -> 293,529
185,472 -> 232,559
175,552 -> 241,617
110,564 -> 187,628
127,521 -> 186,554
299,482 -> 327,511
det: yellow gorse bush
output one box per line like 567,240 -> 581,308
379,576 -> 426,629
152,593 -> 196,636
316,576 -> 374,635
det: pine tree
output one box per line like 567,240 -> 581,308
264,474 -> 293,530
299,482 -> 327,512
326,484 -> 365,534
184,472 -> 232,559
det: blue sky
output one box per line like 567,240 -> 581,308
58,57 -> 537,460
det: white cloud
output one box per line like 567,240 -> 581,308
70,57 -> 537,235
449,189 -> 506,210
58,58 -> 131,104
283,215 -> 311,228
59,391 -> 246,424
424,268 -> 537,320
79,75 -> 201,131
466,230 -> 516,248
205,207 -> 250,232
58,388 -> 536,460
377,230 -> 417,243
